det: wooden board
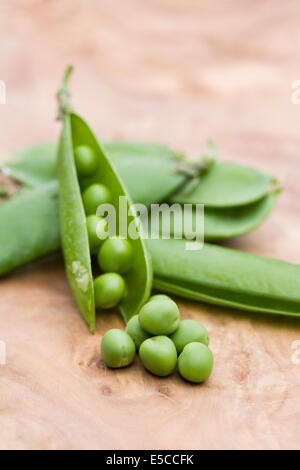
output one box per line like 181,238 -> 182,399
0,0 -> 300,450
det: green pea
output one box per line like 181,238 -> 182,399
82,183 -> 112,215
94,272 -> 126,309
125,315 -> 151,350
148,294 -> 170,303
139,336 -> 177,377
178,342 -> 214,383
139,295 -> 180,335
98,237 -> 133,274
101,329 -> 135,368
170,319 -> 209,354
86,215 -> 108,254
74,145 -> 98,177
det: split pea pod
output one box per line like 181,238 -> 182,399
56,67 -> 152,331
149,238 -> 300,317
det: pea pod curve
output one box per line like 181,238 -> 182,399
56,67 -> 152,330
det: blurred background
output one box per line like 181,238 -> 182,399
0,0 -> 300,261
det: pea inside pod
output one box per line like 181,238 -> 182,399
56,67 -> 152,331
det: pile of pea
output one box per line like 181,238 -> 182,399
75,145 -> 133,309
101,294 -> 214,383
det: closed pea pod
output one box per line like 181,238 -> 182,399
56,67 -> 152,331
149,238 -> 300,317
170,161 -> 277,208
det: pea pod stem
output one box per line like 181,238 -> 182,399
57,65 -> 74,120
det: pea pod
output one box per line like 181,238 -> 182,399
163,191 -> 279,241
170,161 -> 277,208
56,67 -> 152,330
149,238 -> 300,317
0,182 -> 60,276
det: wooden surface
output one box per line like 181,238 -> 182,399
0,0 -> 300,450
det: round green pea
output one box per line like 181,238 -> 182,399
139,296 -> 180,335
178,342 -> 214,383
139,336 -> 177,377
74,145 -> 98,177
170,319 -> 209,354
82,183 -> 112,215
148,294 -> 170,303
101,329 -> 135,368
126,315 -> 151,350
94,273 -> 126,309
98,237 -> 133,274
86,215 -> 108,253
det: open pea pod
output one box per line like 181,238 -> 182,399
149,238 -> 300,317
56,68 -> 152,330
171,161 -> 277,208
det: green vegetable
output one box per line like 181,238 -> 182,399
139,295 -> 180,335
98,237 -> 133,274
82,183 -> 112,215
86,215 -> 108,254
74,145 -> 98,177
171,161 -> 277,208
149,238 -> 300,317
178,342 -> 214,383
94,273 -> 126,309
101,329 -> 135,368
139,336 -> 177,377
0,182 -> 60,276
125,315 -> 151,350
56,67 -> 152,330
170,319 -> 209,354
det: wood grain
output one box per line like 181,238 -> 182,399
0,0 -> 300,450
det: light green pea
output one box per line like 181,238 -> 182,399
101,329 -> 135,368
139,336 -> 177,377
139,295 -> 180,335
98,237 -> 133,274
74,145 -> 98,177
86,215 -> 108,254
178,342 -> 214,383
126,315 -> 151,350
94,273 -> 126,309
82,183 -> 112,215
170,319 -> 209,354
